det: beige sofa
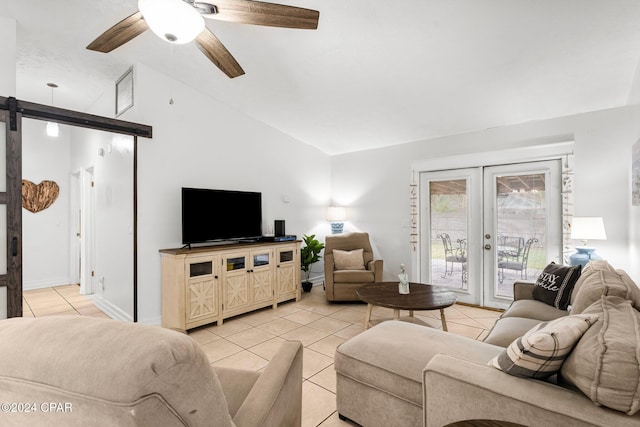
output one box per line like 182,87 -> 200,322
335,261 -> 640,426
0,316 -> 303,427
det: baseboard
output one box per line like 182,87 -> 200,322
92,296 -> 133,322
137,315 -> 161,326
308,274 -> 325,287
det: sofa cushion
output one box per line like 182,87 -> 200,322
483,317 -> 543,348
334,269 -> 374,283
501,299 -> 568,322
570,260 -> 640,314
532,262 -> 581,310
490,314 -> 598,379
335,321 -> 503,407
561,296 -> 640,415
334,249 -> 365,270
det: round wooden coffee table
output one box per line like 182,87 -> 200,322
356,282 -> 457,331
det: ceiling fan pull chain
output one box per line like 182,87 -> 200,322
169,44 -> 175,105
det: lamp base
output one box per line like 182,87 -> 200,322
330,222 -> 344,234
569,247 -> 602,267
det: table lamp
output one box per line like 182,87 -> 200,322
569,217 -> 607,267
327,206 -> 346,234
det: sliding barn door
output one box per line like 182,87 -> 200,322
0,109 -> 22,318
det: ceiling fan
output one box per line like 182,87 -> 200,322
86,0 -> 320,78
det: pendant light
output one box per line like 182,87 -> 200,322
46,83 -> 59,138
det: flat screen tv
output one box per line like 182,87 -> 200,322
182,187 -> 262,244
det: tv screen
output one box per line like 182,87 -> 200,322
182,188 -> 262,244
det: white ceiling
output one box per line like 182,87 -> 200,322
4,0 -> 640,155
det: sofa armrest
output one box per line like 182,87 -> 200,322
513,280 -> 536,301
233,341 -> 303,427
423,353 -> 636,427
368,259 -> 383,282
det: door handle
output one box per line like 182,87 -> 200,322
484,244 -> 492,250
11,237 -> 18,256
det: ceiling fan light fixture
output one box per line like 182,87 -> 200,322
138,0 -> 204,44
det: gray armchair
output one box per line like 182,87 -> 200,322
0,316 -> 303,427
324,231 -> 383,301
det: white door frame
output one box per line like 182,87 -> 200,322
77,166 -> 95,295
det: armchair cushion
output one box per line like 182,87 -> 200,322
490,313 -> 598,379
333,249 -> 365,270
532,262 -> 582,310
334,270 -> 375,283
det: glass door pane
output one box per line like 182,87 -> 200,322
483,161 -> 562,308
429,179 -> 469,290
420,168 -> 481,305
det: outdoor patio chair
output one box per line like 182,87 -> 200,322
497,237 -> 538,283
437,233 -> 467,283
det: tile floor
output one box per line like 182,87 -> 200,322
22,284 -> 109,318
21,283 -> 502,427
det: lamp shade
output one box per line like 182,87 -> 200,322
46,121 -> 59,137
138,0 -> 204,44
570,217 -> 607,242
326,207 -> 346,222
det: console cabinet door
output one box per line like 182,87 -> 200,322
222,253 -> 249,314
185,256 -> 218,328
250,249 -> 274,305
276,245 -> 298,301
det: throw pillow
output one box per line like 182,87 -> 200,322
569,260 -> 640,314
333,249 -> 365,270
532,262 -> 582,310
561,296 -> 640,415
489,313 -> 598,379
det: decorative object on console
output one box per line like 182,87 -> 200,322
21,180 -> 60,213
274,219 -> 285,237
532,262 -> 582,310
300,234 -> 324,292
398,263 -> 409,294
327,206 -> 346,234
569,217 -> 607,267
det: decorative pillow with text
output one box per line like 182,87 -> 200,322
532,262 -> 582,310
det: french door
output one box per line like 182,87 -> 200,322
420,160 -> 562,309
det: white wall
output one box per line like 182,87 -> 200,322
70,128 -> 134,320
123,64 -> 331,324
0,16 -> 16,97
331,105 -> 640,284
22,119 -> 71,289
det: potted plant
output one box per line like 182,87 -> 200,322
300,234 -> 325,292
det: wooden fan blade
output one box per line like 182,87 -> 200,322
195,29 -> 245,78
87,11 -> 148,53
205,0 -> 319,30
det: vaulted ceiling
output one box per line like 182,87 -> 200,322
4,0 -> 640,155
